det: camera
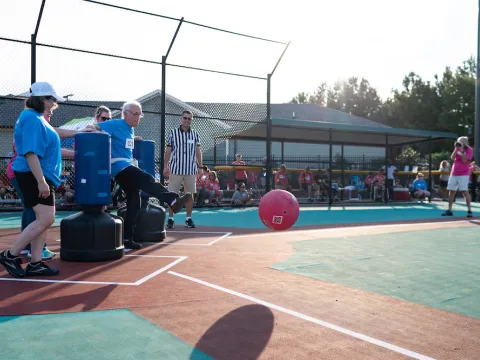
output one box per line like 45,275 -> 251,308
455,142 -> 463,147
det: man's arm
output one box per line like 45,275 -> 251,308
196,146 -> 202,167
61,148 -> 75,158
54,126 -> 95,139
163,146 -> 172,175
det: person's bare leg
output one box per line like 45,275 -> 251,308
10,204 -> 55,261
186,193 -> 194,217
29,230 -> 47,263
448,190 -> 456,211
462,190 -> 472,212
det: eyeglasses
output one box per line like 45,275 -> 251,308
45,96 -> 57,103
100,116 -> 111,121
126,110 -> 144,118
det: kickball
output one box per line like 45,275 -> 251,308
258,190 -> 300,231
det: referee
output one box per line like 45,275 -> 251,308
163,110 -> 202,228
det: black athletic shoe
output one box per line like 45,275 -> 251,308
124,239 -> 142,250
25,261 -> 59,277
442,210 -> 453,216
185,218 -> 196,228
467,210 -> 473,218
0,250 -> 25,278
170,193 -> 192,214
167,219 -> 175,229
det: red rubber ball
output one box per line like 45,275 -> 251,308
258,190 -> 300,231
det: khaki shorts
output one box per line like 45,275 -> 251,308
168,174 -> 196,194
447,175 -> 469,192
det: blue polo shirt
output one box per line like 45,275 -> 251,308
412,179 -> 427,191
12,109 -> 62,187
98,119 -> 135,177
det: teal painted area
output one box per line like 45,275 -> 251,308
0,202 -> 478,229
272,227 -> 480,319
0,309 -> 212,360
171,202 -> 479,228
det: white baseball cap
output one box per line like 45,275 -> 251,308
30,82 -> 66,102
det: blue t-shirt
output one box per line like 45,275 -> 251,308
412,179 -> 427,191
98,119 -> 135,177
12,109 -> 62,187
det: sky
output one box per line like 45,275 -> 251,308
0,0 -> 478,104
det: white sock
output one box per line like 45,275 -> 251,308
170,217 -> 174,221
186,217 -> 191,221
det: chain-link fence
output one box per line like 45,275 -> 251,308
0,0 -> 290,209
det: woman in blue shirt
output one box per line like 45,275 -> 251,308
411,173 -> 431,202
0,82 -> 65,278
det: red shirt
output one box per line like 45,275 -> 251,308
299,171 -> 313,185
275,170 -> 289,185
206,179 -> 220,192
373,174 -> 385,184
232,160 -> 247,180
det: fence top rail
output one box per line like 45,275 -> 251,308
212,165 -> 479,176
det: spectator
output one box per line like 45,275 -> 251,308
373,169 -> 386,201
230,182 -> 253,205
438,160 -> 450,201
232,154 -> 247,186
195,165 -> 210,206
411,173 -> 430,202
206,171 -> 223,204
299,166 -> 314,201
275,164 -> 292,192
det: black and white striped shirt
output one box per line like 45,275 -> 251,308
166,126 -> 201,175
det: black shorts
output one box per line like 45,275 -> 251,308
14,171 -> 56,208
440,180 -> 448,188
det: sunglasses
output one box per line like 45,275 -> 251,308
100,116 -> 111,121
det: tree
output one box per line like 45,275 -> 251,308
435,57 -> 475,135
290,92 -> 309,104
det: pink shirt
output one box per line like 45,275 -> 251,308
451,146 -> 473,176
6,143 -> 16,180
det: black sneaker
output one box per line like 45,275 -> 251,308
185,218 -> 196,228
25,261 -> 59,277
467,210 -> 473,218
167,219 -> 174,229
442,210 -> 453,216
124,239 -> 142,250
170,193 -> 192,214
0,250 -> 25,278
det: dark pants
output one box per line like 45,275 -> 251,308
387,179 -> 394,200
115,166 -> 177,240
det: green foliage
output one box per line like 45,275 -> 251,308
394,147 -> 421,165
289,57 -> 476,157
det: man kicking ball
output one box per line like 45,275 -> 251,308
94,100 -> 191,249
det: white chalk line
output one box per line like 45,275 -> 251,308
168,271 -> 436,360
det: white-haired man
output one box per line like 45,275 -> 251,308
442,136 -> 473,217
95,101 -> 191,249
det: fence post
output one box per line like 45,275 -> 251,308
428,137 -> 433,203
265,74 -> 272,193
328,129 -> 333,206
160,56 -> 166,184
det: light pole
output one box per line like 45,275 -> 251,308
475,0 -> 480,161
64,94 -> 74,102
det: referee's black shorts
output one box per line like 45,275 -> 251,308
14,171 -> 56,208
